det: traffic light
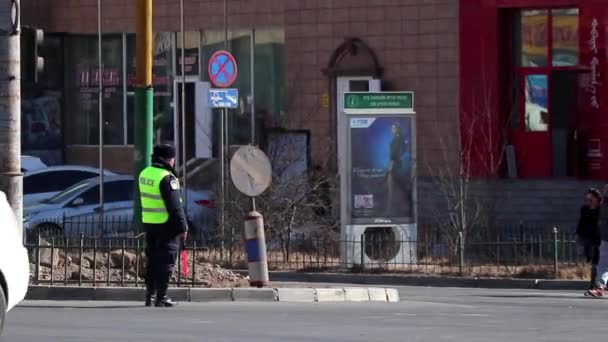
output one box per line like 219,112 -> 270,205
21,26 -> 44,83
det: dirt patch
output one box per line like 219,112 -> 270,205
30,250 -> 248,288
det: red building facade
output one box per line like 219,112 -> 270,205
461,0 -> 608,179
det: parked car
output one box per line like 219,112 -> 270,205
0,191 -> 30,336
23,175 -> 215,241
21,155 -> 47,173
23,165 -> 116,207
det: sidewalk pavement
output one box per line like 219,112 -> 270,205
25,285 -> 400,303
233,271 -> 589,291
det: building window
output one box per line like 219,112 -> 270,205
552,8 -> 579,66
202,30 -> 254,156
64,34 -> 125,145
201,29 -> 286,156
518,8 -> 579,67
512,7 -> 580,130
509,7 -> 582,178
21,34 -> 65,165
520,10 -> 549,67
524,74 -> 549,132
176,31 -> 200,77
254,29 -> 286,129
126,33 -> 174,145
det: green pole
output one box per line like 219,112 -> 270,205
133,0 -> 154,234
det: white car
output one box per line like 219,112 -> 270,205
0,191 -> 30,335
21,155 -> 47,173
23,166 -> 116,207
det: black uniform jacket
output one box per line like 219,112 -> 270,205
143,159 -> 188,243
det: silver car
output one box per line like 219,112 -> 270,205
24,175 -> 215,241
23,165 -> 117,207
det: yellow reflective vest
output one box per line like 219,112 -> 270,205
138,166 -> 172,224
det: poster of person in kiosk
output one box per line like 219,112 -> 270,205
350,116 -> 413,220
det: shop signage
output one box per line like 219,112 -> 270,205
344,92 -> 414,111
78,68 -> 121,87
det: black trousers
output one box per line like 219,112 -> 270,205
145,233 -> 178,299
582,239 -> 600,288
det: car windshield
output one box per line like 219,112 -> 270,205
42,180 -> 93,205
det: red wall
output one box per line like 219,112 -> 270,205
460,0 -> 608,179
578,4 -> 608,178
460,0 -> 502,178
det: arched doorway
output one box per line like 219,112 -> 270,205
322,38 -> 384,169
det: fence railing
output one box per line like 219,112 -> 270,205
25,224 -> 591,287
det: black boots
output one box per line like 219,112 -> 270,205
146,293 -> 176,307
154,296 -> 177,307
145,293 -> 156,307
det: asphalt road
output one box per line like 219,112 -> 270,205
3,286 -> 608,342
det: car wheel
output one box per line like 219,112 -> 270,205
33,223 -> 63,240
0,281 -> 6,336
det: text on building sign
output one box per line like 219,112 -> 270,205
588,18 -> 601,109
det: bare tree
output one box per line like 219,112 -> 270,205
426,74 -> 511,256
212,133 -> 339,266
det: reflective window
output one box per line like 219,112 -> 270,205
21,35 -> 65,165
254,29 -> 286,129
202,29 -> 286,156
202,30 -> 254,155
176,32 -> 200,76
79,185 -> 101,206
525,74 -> 549,132
104,180 -> 134,202
64,35 -> 125,145
521,10 -> 549,67
552,8 -> 579,66
24,170 -> 98,195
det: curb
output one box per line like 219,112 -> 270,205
25,286 -> 400,303
244,271 -> 589,291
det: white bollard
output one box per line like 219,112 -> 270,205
243,211 -> 270,287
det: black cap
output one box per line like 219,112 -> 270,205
153,144 -> 176,160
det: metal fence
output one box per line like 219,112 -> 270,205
24,219 -> 592,287
23,211 -> 214,244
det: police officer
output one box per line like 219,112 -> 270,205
139,144 -> 188,307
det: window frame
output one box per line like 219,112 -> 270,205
515,7 -> 580,133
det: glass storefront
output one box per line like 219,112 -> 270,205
201,29 -> 286,156
21,35 -> 64,165
64,35 -> 125,146
21,29 -> 286,164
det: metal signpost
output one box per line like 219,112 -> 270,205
230,145 -> 272,287
340,91 -> 418,267
208,50 -> 238,257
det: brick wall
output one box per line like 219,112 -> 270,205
23,0 -> 460,177
23,0 -> 284,33
284,0 -> 460,175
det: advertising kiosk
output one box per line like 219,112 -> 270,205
340,92 -> 417,266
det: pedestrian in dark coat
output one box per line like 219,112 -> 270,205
576,188 -> 602,290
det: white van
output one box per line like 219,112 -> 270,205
0,192 -> 29,335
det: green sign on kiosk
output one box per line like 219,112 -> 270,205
344,92 -> 414,112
